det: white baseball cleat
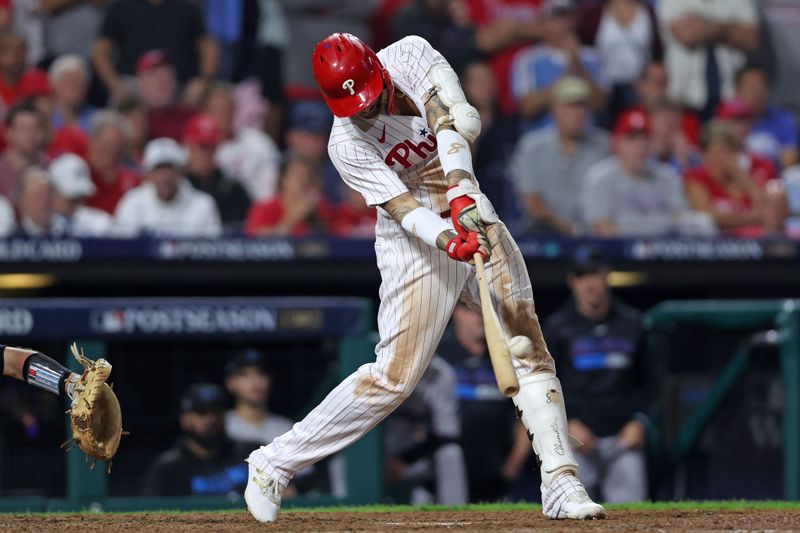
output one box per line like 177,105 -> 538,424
541,472 -> 607,520
244,461 -> 284,523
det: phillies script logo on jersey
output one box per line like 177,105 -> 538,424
385,129 -> 437,169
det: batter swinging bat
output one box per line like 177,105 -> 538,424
473,253 -> 520,397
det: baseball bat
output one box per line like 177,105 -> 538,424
473,253 -> 520,397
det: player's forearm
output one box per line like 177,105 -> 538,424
383,193 -> 456,251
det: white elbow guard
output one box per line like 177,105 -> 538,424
429,63 -> 482,143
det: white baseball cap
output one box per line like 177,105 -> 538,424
49,153 -> 96,198
143,137 -> 187,171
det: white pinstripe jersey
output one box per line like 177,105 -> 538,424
328,36 -> 454,218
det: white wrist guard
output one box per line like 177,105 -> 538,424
446,178 -> 499,225
401,206 -> 452,248
429,63 -> 481,142
436,129 -> 474,179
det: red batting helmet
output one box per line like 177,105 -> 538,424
312,33 -> 394,118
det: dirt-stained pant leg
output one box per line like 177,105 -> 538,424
248,221 -> 470,486
462,222 -> 556,376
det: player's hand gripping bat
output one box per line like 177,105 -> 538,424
473,253 -> 519,397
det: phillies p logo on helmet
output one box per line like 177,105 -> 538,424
342,79 -> 355,95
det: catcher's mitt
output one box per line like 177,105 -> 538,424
62,343 -> 126,472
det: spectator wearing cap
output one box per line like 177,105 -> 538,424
685,120 -> 787,237
510,0 -> 607,132
49,153 -> 114,237
658,0 -> 758,121
49,55 -> 97,133
0,101 -> 46,206
510,76 -> 609,235
542,246 -> 651,503
580,109 -> 692,236
285,101 -> 340,202
183,114 -> 250,227
714,99 -> 778,187
201,81 -> 280,202
244,155 -> 330,237
17,69 -> 55,139
141,383 -> 256,497
135,50 -> 196,142
224,350 -> 293,447
93,0 -> 218,103
16,166 -> 52,236
84,110 -> 141,214
734,64 -> 799,169
115,137 -> 221,237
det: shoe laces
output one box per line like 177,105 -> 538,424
252,469 -> 282,502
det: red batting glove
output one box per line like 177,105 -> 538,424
448,191 -> 478,240
446,231 -> 490,263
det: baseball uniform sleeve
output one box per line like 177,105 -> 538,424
329,141 -> 409,207
388,36 -> 448,101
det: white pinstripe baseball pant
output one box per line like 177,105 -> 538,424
248,217 -> 555,486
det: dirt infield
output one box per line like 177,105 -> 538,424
2,508 -> 800,532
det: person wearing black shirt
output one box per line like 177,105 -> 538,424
542,247 -> 650,503
141,383 -> 254,496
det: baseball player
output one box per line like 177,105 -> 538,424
245,33 -> 606,522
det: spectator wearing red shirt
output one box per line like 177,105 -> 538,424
327,187 -> 376,238
85,110 -> 140,214
685,121 -> 786,237
467,0 -> 544,115
136,50 -> 195,142
715,98 -> 777,185
244,156 -> 330,237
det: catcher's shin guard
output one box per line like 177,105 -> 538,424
513,372 -> 579,487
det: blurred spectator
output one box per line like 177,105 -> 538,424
48,153 -> 114,237
714,99 -> 778,186
658,0 -> 759,120
84,110 -> 140,214
285,101 -> 339,202
254,0 -> 288,140
93,0 -> 218,103
244,156 -> 329,237
136,50 -> 196,141
0,193 -> 13,235
202,81 -> 280,202
141,383 -> 252,496
0,101 -> 46,206
510,76 -> 609,234
183,114 -> 250,227
16,166 -> 52,235
511,0 -> 606,131
0,32 -> 31,107
467,0 -> 545,116
390,0 -> 477,74
580,109 -> 693,237
41,0 -> 109,60
47,123 -> 88,160
543,246 -> 650,503
734,64 -> 799,169
17,70 -> 53,135
9,0 -> 45,67
203,0 -> 254,82
115,137 -> 222,237
648,99 -> 701,175
578,0 -> 662,122
385,356 -> 468,505
631,61 -> 700,147
224,349 -> 292,446
49,55 -> 96,132
780,166 -> 800,238
437,303 -> 511,502
327,186 -> 377,238
116,96 -> 148,164
462,60 -> 518,218
685,120 -> 787,237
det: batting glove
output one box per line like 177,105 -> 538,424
446,231 -> 490,264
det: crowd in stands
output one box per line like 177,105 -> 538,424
0,0 -> 797,240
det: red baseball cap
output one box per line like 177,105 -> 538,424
614,109 -> 650,138
716,98 -> 753,120
47,125 -> 89,160
183,114 -> 222,147
18,69 -> 51,99
136,49 -> 170,75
